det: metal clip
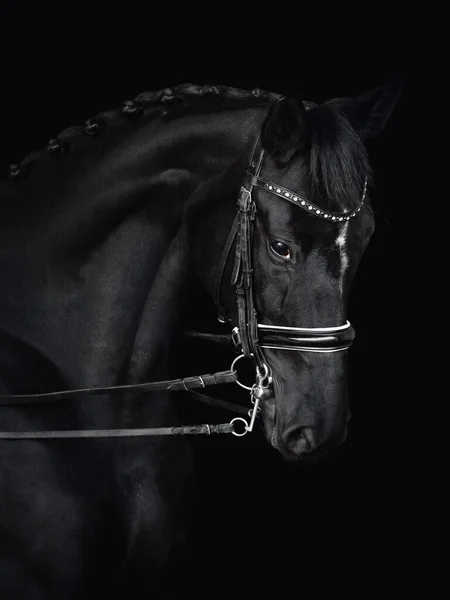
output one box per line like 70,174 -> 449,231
246,393 -> 261,432
256,362 -> 271,388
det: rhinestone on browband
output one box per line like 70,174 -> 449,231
255,177 -> 368,222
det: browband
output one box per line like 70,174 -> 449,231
245,133 -> 367,222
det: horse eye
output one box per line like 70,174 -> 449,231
270,240 -> 291,259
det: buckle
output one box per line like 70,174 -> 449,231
231,327 -> 242,349
238,187 -> 252,210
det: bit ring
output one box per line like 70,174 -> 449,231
230,417 -> 249,437
230,354 -> 254,390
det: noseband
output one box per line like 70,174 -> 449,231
214,131 -> 367,382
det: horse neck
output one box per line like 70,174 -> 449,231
126,107 -> 270,383
0,104 -> 269,391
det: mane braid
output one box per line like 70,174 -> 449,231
308,104 -> 371,208
3,83 -> 277,182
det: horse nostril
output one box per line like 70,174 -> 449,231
283,426 -> 317,455
277,420 -> 350,461
299,427 -> 316,452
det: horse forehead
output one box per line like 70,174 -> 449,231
262,152 -> 310,188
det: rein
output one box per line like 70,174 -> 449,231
0,366 -> 257,440
0,370 -> 238,405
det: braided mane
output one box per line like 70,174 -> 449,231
4,83 -> 278,181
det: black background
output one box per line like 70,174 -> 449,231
0,15 -> 412,596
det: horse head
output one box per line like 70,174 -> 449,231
191,82 -> 401,462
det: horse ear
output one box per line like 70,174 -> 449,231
261,96 -> 308,165
328,80 -> 402,140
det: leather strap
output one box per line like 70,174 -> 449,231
214,214 -> 239,323
185,390 -> 248,415
180,329 -> 232,346
0,422 -> 234,440
212,135 -> 272,380
0,369 -> 238,406
258,322 -> 356,351
180,325 -> 355,352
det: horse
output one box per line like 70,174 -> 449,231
0,82 -> 401,598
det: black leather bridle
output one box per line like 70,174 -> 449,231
213,132 -> 366,387
0,105 -> 367,440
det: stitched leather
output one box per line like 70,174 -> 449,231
0,369 -> 238,406
0,423 -> 234,440
259,324 -> 356,351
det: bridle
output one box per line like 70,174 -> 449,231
206,129 -> 366,432
0,100 -> 367,441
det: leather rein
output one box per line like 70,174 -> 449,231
0,110 -> 367,442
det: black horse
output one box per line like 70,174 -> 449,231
0,82 -> 400,598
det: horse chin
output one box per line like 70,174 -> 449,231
260,396 -> 299,462
260,395 -> 321,464
259,390 -> 304,462
260,396 -> 279,450
262,422 -> 306,464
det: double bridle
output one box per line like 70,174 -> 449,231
207,131 -> 365,433
0,105 -> 367,441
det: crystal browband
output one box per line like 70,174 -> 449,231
251,177 -> 367,222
